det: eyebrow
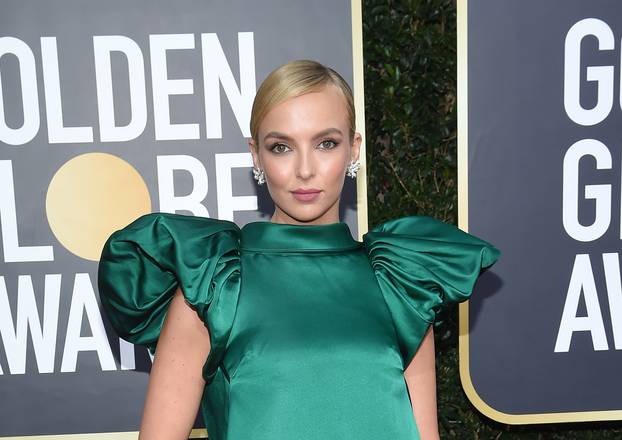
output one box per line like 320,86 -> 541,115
263,128 -> 344,143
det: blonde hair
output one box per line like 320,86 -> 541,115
250,60 -> 355,143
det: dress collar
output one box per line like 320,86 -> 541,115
240,221 -> 362,252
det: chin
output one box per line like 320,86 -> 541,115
290,210 -> 329,223
277,204 -> 334,224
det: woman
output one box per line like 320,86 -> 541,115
98,60 -> 499,440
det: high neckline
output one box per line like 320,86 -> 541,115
240,221 -> 362,252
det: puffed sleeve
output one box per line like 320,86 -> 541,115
363,215 -> 500,366
97,212 -> 241,384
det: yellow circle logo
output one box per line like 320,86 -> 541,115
46,152 -> 152,261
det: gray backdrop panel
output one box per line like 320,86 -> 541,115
468,0 -> 622,416
0,0 -> 356,435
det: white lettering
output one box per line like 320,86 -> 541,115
93,35 -> 147,142
602,253 -> 622,349
215,152 -> 257,221
156,155 -> 209,216
562,139 -> 611,242
0,274 -> 61,374
555,254 -> 608,352
60,273 -> 115,372
564,18 -> 615,126
119,338 -> 136,370
0,37 -> 40,145
41,37 -> 94,143
202,32 -> 255,138
0,161 -> 54,262
150,34 -> 199,140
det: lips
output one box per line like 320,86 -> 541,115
293,188 -> 321,194
292,188 -> 321,202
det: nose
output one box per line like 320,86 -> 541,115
295,147 -> 315,180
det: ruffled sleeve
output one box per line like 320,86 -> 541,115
97,212 -> 241,384
363,215 -> 500,366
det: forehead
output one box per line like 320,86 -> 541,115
258,85 -> 349,137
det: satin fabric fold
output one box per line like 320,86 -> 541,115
364,215 -> 499,365
97,213 -> 499,440
97,212 -> 241,385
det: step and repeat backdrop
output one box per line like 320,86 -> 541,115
0,0 -> 366,437
461,0 -> 622,424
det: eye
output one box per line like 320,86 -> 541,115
318,139 -> 339,150
269,143 -> 291,154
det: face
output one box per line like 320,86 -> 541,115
249,85 -> 361,225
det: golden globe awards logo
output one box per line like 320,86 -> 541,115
0,32 -> 258,375
556,18 -> 622,353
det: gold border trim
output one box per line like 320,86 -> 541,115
0,429 -> 207,440
352,0 -> 369,239
2,2 -> 368,439
457,0 -> 622,424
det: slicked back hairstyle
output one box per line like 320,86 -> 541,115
250,60 -> 355,143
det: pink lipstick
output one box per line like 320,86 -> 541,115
292,188 -> 321,202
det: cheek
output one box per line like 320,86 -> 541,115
262,155 -> 292,187
318,154 -> 347,182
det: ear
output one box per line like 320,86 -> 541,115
248,138 -> 261,169
350,132 -> 362,163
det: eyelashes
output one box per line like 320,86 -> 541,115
268,143 -> 291,154
318,139 -> 339,150
267,139 -> 341,154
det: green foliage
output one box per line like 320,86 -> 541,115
364,0 -> 458,225
362,0 -> 622,438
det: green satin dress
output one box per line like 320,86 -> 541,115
97,213 -> 499,440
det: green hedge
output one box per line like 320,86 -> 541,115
362,0 -> 622,438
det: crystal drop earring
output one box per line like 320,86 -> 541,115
346,160 -> 360,178
252,167 -> 266,185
